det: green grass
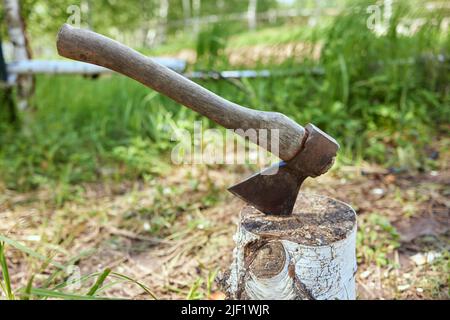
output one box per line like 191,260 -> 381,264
0,75 -> 196,193
227,22 -> 329,48
357,213 -> 401,267
0,235 -> 157,300
0,242 -> 14,299
106,14 -> 328,57
0,1 -> 448,196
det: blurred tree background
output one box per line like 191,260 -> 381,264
1,0 -> 448,190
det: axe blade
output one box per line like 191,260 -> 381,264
228,124 -> 339,216
228,162 -> 307,216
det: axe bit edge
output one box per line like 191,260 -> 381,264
228,124 -> 339,216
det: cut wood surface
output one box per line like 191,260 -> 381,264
224,193 -> 357,300
56,24 -> 306,161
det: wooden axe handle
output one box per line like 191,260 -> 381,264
57,24 -> 305,160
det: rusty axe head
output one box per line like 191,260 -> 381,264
228,124 -> 339,215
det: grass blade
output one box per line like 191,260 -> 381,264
0,242 -> 14,300
92,279 -> 128,294
87,268 -> 111,296
29,287 -> 117,300
110,272 -> 157,300
52,272 -> 99,291
42,249 -> 96,289
20,275 -> 35,300
0,278 -> 5,294
0,235 -> 65,270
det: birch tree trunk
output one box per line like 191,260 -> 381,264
157,0 -> 169,44
248,0 -> 258,30
3,0 -> 34,110
0,36 -> 16,123
217,0 -> 224,11
139,0 -> 151,47
222,193 -> 357,300
0,38 -> 8,83
85,0 -> 93,30
182,0 -> 191,32
192,0 -> 201,35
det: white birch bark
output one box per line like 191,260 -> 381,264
248,0 -> 258,30
3,0 -> 34,110
157,0 -> 169,44
192,0 -> 201,35
224,193 -> 357,300
82,0 -> 93,30
182,0 -> 191,32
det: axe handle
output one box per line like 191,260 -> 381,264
57,24 -> 305,160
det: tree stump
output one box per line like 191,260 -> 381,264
224,193 -> 357,300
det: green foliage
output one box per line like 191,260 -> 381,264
0,75 -> 196,193
417,250 -> 449,297
357,213 -> 400,267
0,0 -> 448,196
111,137 -> 170,178
317,0 -> 449,165
196,23 -> 230,69
186,269 -> 218,300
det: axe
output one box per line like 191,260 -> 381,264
56,24 -> 339,216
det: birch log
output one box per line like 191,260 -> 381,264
3,0 -> 34,110
224,193 -> 357,300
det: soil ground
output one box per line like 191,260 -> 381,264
1,139 -> 448,300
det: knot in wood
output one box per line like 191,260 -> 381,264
248,241 -> 286,279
